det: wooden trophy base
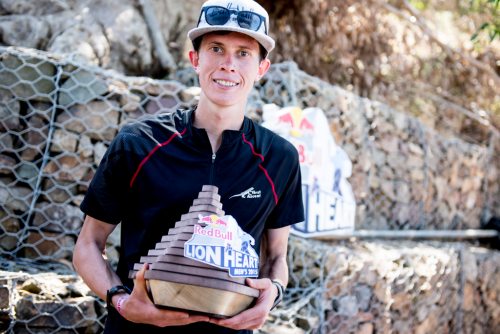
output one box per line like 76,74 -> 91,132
130,269 -> 259,318
149,280 -> 255,319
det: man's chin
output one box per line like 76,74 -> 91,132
205,95 -> 246,109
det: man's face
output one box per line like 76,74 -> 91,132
189,32 -> 270,108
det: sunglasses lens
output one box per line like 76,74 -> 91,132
238,12 -> 262,31
205,7 -> 230,25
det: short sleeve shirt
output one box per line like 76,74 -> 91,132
80,108 -> 304,334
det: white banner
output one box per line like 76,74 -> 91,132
262,105 -> 356,237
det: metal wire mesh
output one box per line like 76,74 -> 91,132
0,268 -> 105,333
261,236 -> 500,334
1,46 -> 500,333
4,237 -> 500,333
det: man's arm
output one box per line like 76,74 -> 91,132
73,215 -> 122,301
74,215 -> 209,326
209,226 -> 290,330
259,225 -> 289,288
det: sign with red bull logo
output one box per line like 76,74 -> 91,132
262,105 -> 356,237
184,215 -> 259,277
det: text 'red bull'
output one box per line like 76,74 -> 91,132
194,225 -> 233,240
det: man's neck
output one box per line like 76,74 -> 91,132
193,94 -> 246,153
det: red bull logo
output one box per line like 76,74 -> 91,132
215,218 -> 227,227
198,214 -> 227,227
199,216 -> 214,224
277,107 -> 314,137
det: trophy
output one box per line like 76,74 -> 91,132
129,185 -> 260,318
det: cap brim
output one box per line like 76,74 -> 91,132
188,26 -> 275,54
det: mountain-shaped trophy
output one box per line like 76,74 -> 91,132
129,185 -> 260,318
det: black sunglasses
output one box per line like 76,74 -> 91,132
197,6 -> 268,35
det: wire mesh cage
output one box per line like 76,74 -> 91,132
1,46 -> 500,333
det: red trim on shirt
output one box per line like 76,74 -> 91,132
130,129 -> 187,187
241,133 -> 264,162
259,165 -> 278,205
242,133 -> 278,205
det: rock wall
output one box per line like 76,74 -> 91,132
0,0 -> 205,76
270,237 -> 500,334
3,238 -> 500,333
242,64 -> 500,231
1,48 -> 500,263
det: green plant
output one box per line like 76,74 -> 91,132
470,0 -> 500,43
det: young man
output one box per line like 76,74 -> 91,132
73,0 -> 304,333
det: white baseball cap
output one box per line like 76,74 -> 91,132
188,0 -> 275,55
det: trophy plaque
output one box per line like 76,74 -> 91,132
129,185 -> 260,318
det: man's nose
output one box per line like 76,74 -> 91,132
219,54 -> 236,72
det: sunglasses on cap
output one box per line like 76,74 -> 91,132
197,6 -> 268,35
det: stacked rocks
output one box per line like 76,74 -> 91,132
129,185 -> 259,318
0,51 -> 201,262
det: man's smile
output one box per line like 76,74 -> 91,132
213,79 -> 240,87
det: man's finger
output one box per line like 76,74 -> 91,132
211,316 -> 264,331
157,314 -> 209,327
146,300 -> 193,320
213,305 -> 264,327
175,315 -> 210,325
133,264 -> 191,320
246,278 -> 272,290
228,318 -> 264,331
152,307 -> 190,320
210,279 -> 273,327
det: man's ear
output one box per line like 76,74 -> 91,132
255,59 -> 271,82
189,49 -> 201,74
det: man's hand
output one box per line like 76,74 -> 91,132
119,263 -> 209,327
208,278 -> 278,330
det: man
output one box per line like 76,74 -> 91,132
73,0 -> 304,333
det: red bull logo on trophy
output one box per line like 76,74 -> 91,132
184,214 -> 259,277
198,215 -> 229,227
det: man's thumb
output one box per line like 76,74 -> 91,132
134,263 -> 151,298
246,277 -> 271,290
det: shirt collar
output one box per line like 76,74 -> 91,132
184,107 -> 251,147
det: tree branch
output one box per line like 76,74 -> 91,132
425,94 -> 490,126
139,0 -> 177,72
411,83 -> 500,135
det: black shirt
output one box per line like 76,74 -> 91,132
80,108 -> 304,333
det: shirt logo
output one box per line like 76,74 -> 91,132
229,187 -> 261,199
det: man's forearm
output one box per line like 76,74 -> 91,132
74,239 -> 123,301
259,254 -> 288,287
259,226 -> 290,287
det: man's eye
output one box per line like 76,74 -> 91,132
211,47 -> 221,52
240,51 -> 249,57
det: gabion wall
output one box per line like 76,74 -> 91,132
4,237 -> 500,334
264,236 -> 500,334
1,46 -> 500,333
178,64 -> 500,231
